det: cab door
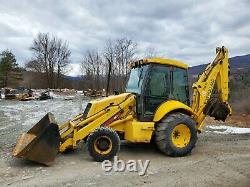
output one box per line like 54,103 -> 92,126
137,64 -> 171,121
171,67 -> 190,105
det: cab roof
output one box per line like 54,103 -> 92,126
130,58 -> 188,69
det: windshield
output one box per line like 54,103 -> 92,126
126,65 -> 149,94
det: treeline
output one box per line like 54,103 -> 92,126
0,50 -> 22,88
229,70 -> 250,113
24,34 -> 141,93
1,32 -> 156,92
26,33 -> 71,89
22,32 -> 142,93
81,38 -> 137,93
1,31 -> 250,114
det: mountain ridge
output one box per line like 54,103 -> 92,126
188,54 -> 250,76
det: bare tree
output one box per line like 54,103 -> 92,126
79,38 -> 138,94
55,39 -> 71,88
103,40 -> 115,95
27,32 -> 71,88
114,38 -> 137,91
81,50 -> 103,90
102,38 -> 137,93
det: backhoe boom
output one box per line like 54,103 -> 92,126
191,46 -> 231,126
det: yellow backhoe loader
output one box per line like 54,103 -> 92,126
13,46 -> 231,165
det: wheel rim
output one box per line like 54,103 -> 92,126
94,136 -> 113,154
171,124 -> 191,148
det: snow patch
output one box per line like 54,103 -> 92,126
1,94 -> 5,99
206,125 -> 250,134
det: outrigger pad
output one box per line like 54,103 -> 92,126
13,113 -> 61,165
203,98 -> 230,122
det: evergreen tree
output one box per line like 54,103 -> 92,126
0,50 -> 22,87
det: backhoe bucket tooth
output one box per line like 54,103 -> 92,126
12,113 -> 60,165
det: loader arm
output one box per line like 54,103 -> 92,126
59,94 -> 135,152
191,46 -> 231,126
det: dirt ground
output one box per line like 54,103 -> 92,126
0,99 -> 250,187
205,114 -> 250,128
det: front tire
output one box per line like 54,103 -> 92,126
87,127 -> 120,162
155,113 -> 197,157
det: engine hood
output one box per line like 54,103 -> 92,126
86,93 -> 134,118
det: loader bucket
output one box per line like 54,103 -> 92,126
12,113 -> 60,165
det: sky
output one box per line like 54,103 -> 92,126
0,0 -> 249,76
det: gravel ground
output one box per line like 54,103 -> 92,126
0,98 -> 249,187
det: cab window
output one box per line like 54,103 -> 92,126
143,65 -> 170,115
172,68 -> 189,105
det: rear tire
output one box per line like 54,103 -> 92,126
87,127 -> 120,162
155,113 -> 197,157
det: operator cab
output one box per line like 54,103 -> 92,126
126,58 -> 189,121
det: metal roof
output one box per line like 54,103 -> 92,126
131,58 -> 188,69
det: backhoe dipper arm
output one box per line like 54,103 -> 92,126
191,46 -> 231,126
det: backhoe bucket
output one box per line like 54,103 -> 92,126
204,98 -> 230,121
12,113 -> 60,165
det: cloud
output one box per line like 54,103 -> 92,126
0,0 -> 249,76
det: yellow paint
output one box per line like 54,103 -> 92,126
59,94 -> 136,152
124,120 -> 154,143
59,138 -> 73,152
87,93 -> 132,118
109,115 -> 134,132
130,58 -> 188,69
129,58 -> 188,69
145,58 -> 188,69
191,47 -> 231,127
171,124 -> 191,148
153,100 -> 194,122
93,136 -> 112,155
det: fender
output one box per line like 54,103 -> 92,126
153,100 -> 194,122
